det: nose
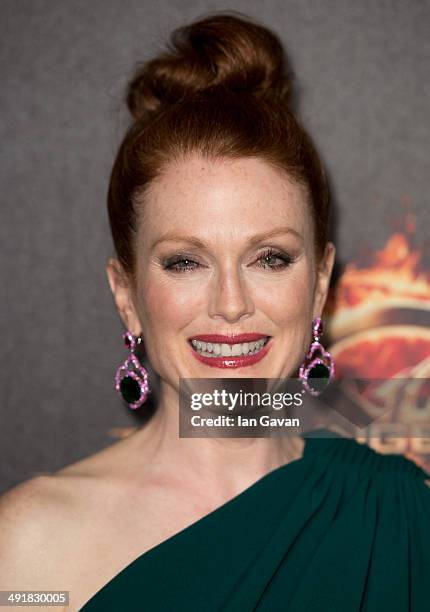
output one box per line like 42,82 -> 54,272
208,263 -> 255,323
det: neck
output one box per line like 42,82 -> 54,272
126,382 -> 305,502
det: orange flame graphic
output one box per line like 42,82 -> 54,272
325,219 -> 430,464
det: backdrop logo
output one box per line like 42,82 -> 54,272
325,214 -> 430,468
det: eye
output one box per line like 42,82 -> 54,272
163,255 -> 200,273
162,248 -> 294,274
256,248 -> 293,271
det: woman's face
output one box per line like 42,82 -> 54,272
108,155 -> 335,390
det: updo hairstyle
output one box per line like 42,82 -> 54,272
107,12 -> 330,287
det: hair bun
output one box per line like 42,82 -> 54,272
126,12 -> 294,121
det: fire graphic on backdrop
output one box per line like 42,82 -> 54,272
110,215 -> 430,473
325,222 -> 430,472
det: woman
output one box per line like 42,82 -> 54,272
1,12 -> 429,612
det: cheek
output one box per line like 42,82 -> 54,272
254,266 -> 314,323
136,261 -> 315,334
137,275 -> 201,332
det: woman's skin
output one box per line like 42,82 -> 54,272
107,154 -> 335,497
0,155 -> 335,611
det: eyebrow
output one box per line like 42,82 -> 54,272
150,226 -> 303,250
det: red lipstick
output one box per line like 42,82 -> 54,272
188,335 -> 272,369
189,333 -> 268,344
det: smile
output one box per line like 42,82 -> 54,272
188,335 -> 272,368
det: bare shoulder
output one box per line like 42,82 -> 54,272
0,446 -> 113,530
0,473 -> 87,565
0,476 -> 69,612
0,434 -> 154,562
0,474 -> 64,550
0,441 -> 126,539
0,451 -> 124,611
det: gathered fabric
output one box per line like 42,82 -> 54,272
80,429 -> 430,611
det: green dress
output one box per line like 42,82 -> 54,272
80,428 -> 430,611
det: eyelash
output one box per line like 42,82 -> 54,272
163,248 -> 294,273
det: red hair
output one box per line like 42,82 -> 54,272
107,11 -> 330,285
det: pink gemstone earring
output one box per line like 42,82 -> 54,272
115,331 -> 151,409
299,316 -> 335,396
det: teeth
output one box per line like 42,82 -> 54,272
221,343 -> 232,357
190,337 -> 269,358
231,343 -> 242,356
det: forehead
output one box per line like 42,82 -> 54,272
137,155 -> 311,245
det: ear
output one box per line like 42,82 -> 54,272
106,258 -> 141,335
312,241 -> 336,319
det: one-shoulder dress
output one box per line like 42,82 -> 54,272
80,428 -> 430,611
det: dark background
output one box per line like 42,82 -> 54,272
1,0 -> 429,494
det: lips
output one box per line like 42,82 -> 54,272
189,333 -> 269,344
188,335 -> 272,369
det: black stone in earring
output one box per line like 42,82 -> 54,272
299,317 -> 335,396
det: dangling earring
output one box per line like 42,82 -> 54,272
115,331 -> 151,409
299,316 -> 335,396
